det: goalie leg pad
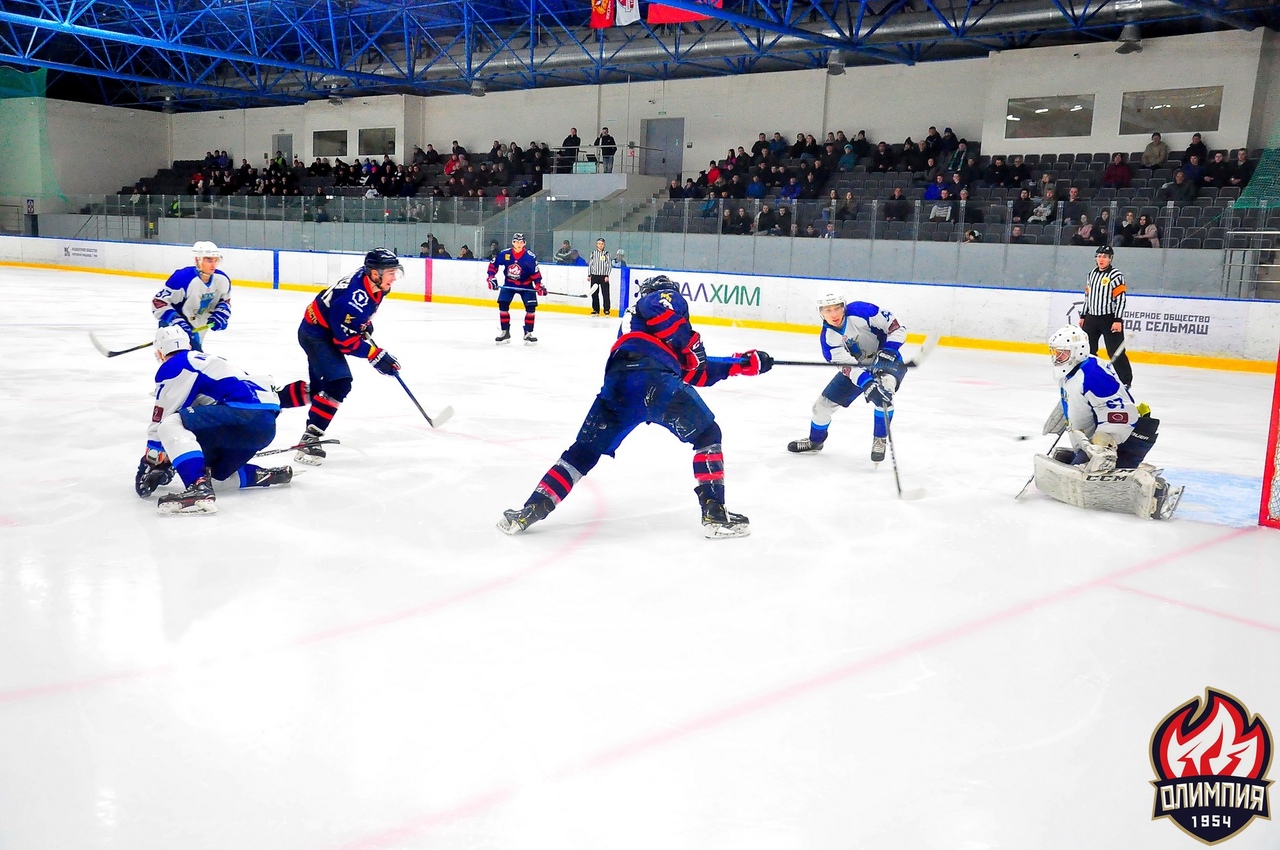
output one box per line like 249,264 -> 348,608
1033,454 -> 1167,519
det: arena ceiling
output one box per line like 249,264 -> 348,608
0,0 -> 1276,111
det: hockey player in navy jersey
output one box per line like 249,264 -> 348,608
497,274 -> 773,539
293,248 -> 404,464
151,241 -> 232,351
136,326 -> 305,515
1034,326 -> 1182,519
787,293 -> 908,463
487,232 -> 545,344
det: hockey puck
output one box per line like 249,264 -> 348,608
1015,435 -> 1030,441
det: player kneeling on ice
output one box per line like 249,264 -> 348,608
498,274 -> 773,539
136,326 -> 308,515
1034,326 -> 1183,520
151,241 -> 231,352
294,248 -> 404,465
788,293 -> 907,463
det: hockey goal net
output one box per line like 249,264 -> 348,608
1262,342 -> 1280,529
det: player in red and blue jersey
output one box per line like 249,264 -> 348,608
497,274 -> 774,538
487,232 -> 545,344
293,248 -> 404,464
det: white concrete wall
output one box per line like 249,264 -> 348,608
45,100 -> 169,195
7,234 -> 1276,362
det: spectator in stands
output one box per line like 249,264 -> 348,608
944,140 -> 969,173
1117,211 -> 1139,247
1061,187 -> 1088,223
451,140 -> 468,159
928,189 -> 958,223
1202,151 -> 1233,188
785,133 -> 804,159
939,128 -> 959,153
595,127 -> 617,173
820,143 -> 840,172
963,229 -> 982,243
458,245 -> 475,259
769,132 -> 788,160
1009,224 -> 1029,244
701,194 -> 720,218
949,171 -> 968,195
1134,214 -> 1160,248
1185,133 -> 1208,166
1160,170 -> 1198,205
884,187 -> 911,222
850,131 -> 870,161
423,144 -> 441,165
566,249 -> 587,266
800,173 -> 822,200
822,222 -> 837,239
837,144 -> 858,172
835,191 -> 857,222
420,237 -> 438,258
985,156 -> 1011,188
746,175 -> 766,200
667,179 -> 683,199
801,134 -> 822,163
433,243 -> 452,259
924,173 -> 946,201
558,128 -> 581,173
751,133 -> 770,162
1069,214 -> 1097,247
1100,153 -> 1132,189
720,207 -> 737,235
756,203 -> 778,235
683,178 -> 701,198
1231,149 -> 1255,188
779,176 -> 802,201
803,224 -> 819,238
292,155 -> 305,170
900,141 -> 926,174
923,126 -> 943,157
554,240 -> 574,264
1029,189 -> 1057,223
775,204 -> 794,235
734,207 -> 754,235
1142,132 -> 1170,169
1094,209 -> 1114,244
919,157 -> 942,187
487,240 -> 500,261
728,174 -> 748,199
1009,155 -> 1032,187
959,189 -> 983,224
869,142 -> 896,173
1182,154 -> 1204,186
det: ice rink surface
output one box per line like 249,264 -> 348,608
2,267 -> 1279,850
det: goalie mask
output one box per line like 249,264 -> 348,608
1048,326 -> 1089,379
155,325 -> 192,361
638,275 -> 679,297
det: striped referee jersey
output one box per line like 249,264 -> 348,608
1083,265 -> 1126,317
588,248 -> 612,276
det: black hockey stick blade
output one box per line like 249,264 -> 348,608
393,372 -> 453,428
254,438 -> 340,458
90,331 -> 153,357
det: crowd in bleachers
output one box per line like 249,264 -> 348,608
650,124 -> 1265,249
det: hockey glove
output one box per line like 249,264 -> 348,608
535,282 -> 548,297
170,317 -> 194,338
730,350 -> 773,377
871,348 -> 901,373
487,277 -> 499,291
209,304 -> 231,331
360,321 -> 375,340
861,376 -> 893,410
369,347 -> 400,375
275,380 -> 310,408
680,332 -> 708,373
135,449 -> 174,498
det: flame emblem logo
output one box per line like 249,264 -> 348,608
1150,689 -> 1272,844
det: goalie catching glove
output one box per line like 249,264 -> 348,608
730,350 -> 773,377
368,347 -> 400,375
1070,429 -> 1117,472
134,448 -> 175,498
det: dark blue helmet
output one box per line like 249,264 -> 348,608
638,274 -> 678,296
364,247 -> 402,271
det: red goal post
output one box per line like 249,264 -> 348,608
1261,342 -> 1280,529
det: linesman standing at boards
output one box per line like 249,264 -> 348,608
1079,245 -> 1134,388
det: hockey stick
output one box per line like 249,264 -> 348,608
90,324 -> 210,358
253,438 -> 340,458
772,337 -> 938,370
877,383 -> 926,501
393,372 -> 454,428
905,334 -> 938,368
1014,432 -> 1065,500
543,289 -> 590,299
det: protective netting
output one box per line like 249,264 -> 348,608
1235,119 -> 1280,214
0,66 -> 66,202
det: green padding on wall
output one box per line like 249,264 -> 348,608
0,66 -> 66,201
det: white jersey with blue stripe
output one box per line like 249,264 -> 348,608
1059,356 -> 1139,444
146,351 -> 279,447
151,266 -> 232,326
819,301 -> 907,366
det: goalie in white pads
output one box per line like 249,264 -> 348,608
787,293 -> 908,463
136,326 -> 307,515
151,241 -> 231,351
1034,326 -> 1183,520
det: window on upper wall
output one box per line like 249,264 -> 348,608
313,130 -> 348,157
359,128 -> 396,157
1120,86 -> 1223,136
1004,94 -> 1095,139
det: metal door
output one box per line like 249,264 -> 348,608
272,133 -> 294,163
641,118 -> 684,181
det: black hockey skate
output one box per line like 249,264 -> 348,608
295,425 -> 327,466
497,494 -> 554,535
250,466 -> 293,487
1152,477 -> 1185,520
495,329 -> 512,345
695,483 -> 750,539
787,438 -> 824,453
523,332 -> 538,345
157,477 -> 216,515
871,437 -> 887,463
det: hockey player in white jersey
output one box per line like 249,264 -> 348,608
151,241 -> 231,351
136,326 -> 304,515
1033,326 -> 1182,519
787,293 -> 908,463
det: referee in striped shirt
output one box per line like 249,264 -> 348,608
1079,244 -> 1134,387
587,237 -> 613,316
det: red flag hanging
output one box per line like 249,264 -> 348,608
590,0 -> 616,28
646,0 -> 721,24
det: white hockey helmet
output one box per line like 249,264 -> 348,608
192,240 -> 222,260
817,292 -> 846,311
155,325 -> 192,358
1048,326 -> 1089,377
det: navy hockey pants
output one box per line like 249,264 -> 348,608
497,286 -> 538,332
299,326 -> 353,401
179,406 -> 279,481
